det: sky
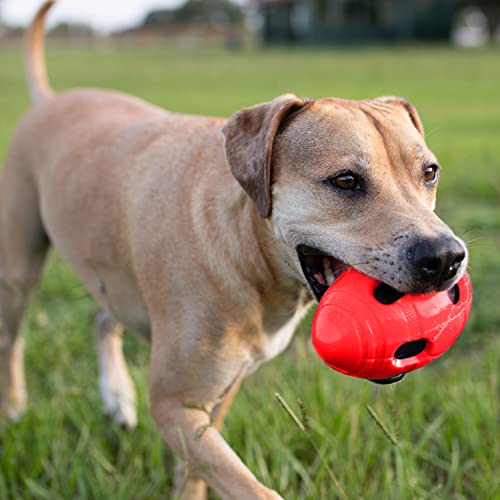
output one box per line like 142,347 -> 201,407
1,0 -> 189,33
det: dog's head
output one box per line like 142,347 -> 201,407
222,94 -> 467,300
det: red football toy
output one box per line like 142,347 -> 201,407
312,269 -> 472,384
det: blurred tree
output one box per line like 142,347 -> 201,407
48,22 -> 94,39
0,0 -> 5,36
143,0 -> 244,29
475,1 -> 500,34
257,0 -> 498,44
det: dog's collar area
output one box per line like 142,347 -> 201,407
296,244 -> 348,301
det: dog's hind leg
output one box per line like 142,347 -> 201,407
0,164 -> 49,420
95,310 -> 137,428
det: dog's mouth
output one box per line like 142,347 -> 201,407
296,244 -> 350,301
298,244 -> 406,386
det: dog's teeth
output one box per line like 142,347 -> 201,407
323,257 -> 335,287
313,272 -> 327,286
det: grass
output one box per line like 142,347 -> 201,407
0,43 -> 499,499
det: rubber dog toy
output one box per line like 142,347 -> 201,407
312,269 -> 472,383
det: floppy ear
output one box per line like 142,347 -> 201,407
376,96 -> 425,136
222,94 -> 311,218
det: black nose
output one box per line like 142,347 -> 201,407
412,237 -> 465,283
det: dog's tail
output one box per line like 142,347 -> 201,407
25,0 -> 56,103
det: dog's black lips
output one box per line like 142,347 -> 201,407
370,373 -> 406,385
296,244 -> 348,301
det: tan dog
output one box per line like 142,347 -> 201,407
0,2 -> 468,498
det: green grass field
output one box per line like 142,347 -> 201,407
0,44 -> 499,499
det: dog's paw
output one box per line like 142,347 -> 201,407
99,381 -> 137,429
0,400 -> 26,422
0,387 -> 27,422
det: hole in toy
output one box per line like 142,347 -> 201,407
374,283 -> 404,304
394,339 -> 427,359
448,283 -> 460,304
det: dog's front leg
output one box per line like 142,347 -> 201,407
150,390 -> 282,500
172,379 -> 242,499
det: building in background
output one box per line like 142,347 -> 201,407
256,0 -> 474,44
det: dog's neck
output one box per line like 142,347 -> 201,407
197,171 -> 311,328
235,192 -> 310,308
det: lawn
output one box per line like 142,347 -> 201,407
0,44 -> 498,499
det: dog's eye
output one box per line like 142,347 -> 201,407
327,172 -> 361,191
424,164 -> 439,185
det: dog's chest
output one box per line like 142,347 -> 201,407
249,286 -> 313,369
260,302 -> 312,362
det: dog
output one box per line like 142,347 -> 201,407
0,1 -> 468,498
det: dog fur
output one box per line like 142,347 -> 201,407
0,2 -> 467,498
